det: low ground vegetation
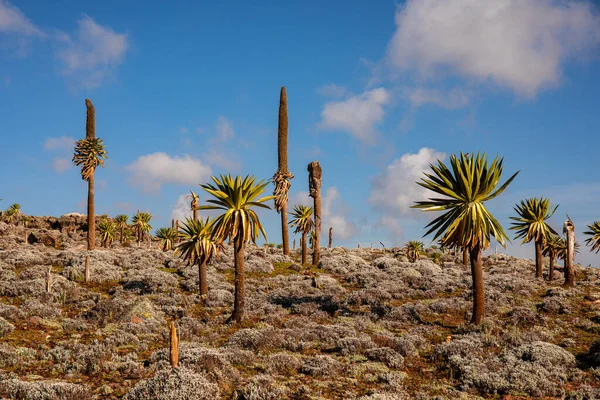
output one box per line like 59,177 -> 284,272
0,220 -> 599,399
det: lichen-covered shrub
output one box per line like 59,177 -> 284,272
0,377 -> 93,400
301,355 -> 343,377
0,316 -> 14,337
365,347 -> 404,368
440,340 -> 576,397
125,367 -> 219,400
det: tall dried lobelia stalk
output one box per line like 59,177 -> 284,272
273,87 -> 293,256
73,99 -> 107,282
169,321 -> 179,368
563,216 -> 575,287
308,161 -> 322,266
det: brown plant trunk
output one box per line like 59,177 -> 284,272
293,238 -> 296,250
548,252 -> 555,281
229,236 -> 245,323
462,248 -> 468,266
328,227 -> 332,249
308,161 -> 322,266
120,225 -> 124,244
193,209 -> 198,222
85,255 -> 90,282
535,239 -> 543,278
199,260 -> 207,302
301,232 -> 308,265
85,99 -> 96,251
564,218 -> 575,287
87,176 -> 95,250
46,266 -> 52,294
169,321 -> 178,368
278,87 -> 290,256
469,245 -> 485,325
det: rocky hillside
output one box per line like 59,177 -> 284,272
0,220 -> 599,399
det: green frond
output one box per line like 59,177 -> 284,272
289,204 -> 314,235
412,152 -> 518,251
584,221 -> 600,254
509,197 -> 558,244
72,137 -> 107,181
175,217 -> 224,265
198,174 -> 272,244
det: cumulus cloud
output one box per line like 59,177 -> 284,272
126,152 -> 212,194
405,87 -> 470,110
290,188 -> 359,241
387,0 -> 600,97
319,88 -> 391,143
170,192 -> 221,223
322,187 -> 359,240
370,148 -> 447,235
204,150 -> 242,172
0,0 -> 44,37
317,83 -> 349,98
214,115 -> 234,142
56,15 -> 128,89
52,158 -> 71,174
44,136 -> 75,151
378,216 -> 404,237
170,193 -> 192,223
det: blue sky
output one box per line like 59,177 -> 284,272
1,0 -> 600,266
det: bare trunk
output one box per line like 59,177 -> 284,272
229,236 -> 245,323
193,209 -> 198,222
564,218 -> 575,287
88,176 -> 95,250
120,225 -> 124,244
301,232 -> 308,265
328,227 -> 332,249
462,248 -> 468,266
535,239 -> 543,278
46,266 -> 52,293
280,204 -> 289,256
199,260 -> 207,301
308,161 -> 322,266
277,87 -> 291,256
85,255 -> 90,282
85,99 -> 96,251
293,238 -> 296,250
469,245 -> 485,325
169,321 -> 179,368
548,252 -> 555,281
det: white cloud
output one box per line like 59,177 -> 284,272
319,87 -> 391,143
317,83 -> 349,98
289,191 -> 311,208
405,87 -> 470,110
322,187 -> 359,240
370,148 -> 447,235
57,15 -> 128,89
0,0 -> 44,37
387,0 -> 600,97
204,150 -> 242,172
44,136 -> 75,151
52,158 -> 71,173
170,192 -> 222,223
378,216 -> 404,237
289,188 -> 359,241
126,152 -> 212,194
179,127 -> 189,134
215,115 -> 234,142
170,193 -> 192,223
